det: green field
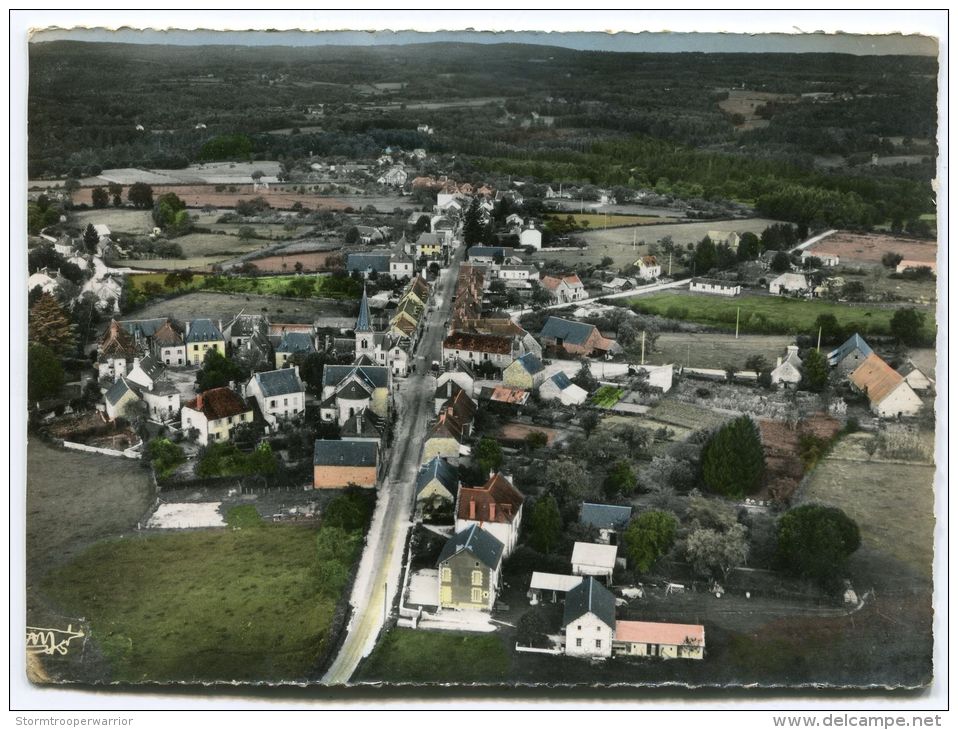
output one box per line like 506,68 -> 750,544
591,385 -> 625,408
356,629 -> 510,684
127,272 -> 361,300
41,523 -> 358,682
630,292 -> 936,339
545,213 -> 663,229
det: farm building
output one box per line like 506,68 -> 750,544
613,620 -> 705,660
769,272 -> 811,296
528,572 -> 583,604
312,438 -> 381,489
849,353 -> 923,419
897,361 -> 935,392
571,542 -> 618,581
539,317 -> 617,357
826,333 -> 873,373
689,278 -> 741,296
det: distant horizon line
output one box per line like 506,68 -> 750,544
28,28 -> 938,57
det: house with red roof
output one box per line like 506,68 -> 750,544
613,620 -> 705,660
180,387 -> 254,445
541,274 -> 587,304
455,472 -> 525,557
849,352 -> 923,418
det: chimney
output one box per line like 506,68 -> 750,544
776,357 -> 782,368
489,503 -> 496,521
294,365 -> 300,379
469,500 -> 476,520
218,319 -> 223,334
446,380 -> 453,397
196,394 -> 203,411
787,345 -> 799,356
228,380 -> 235,392
355,412 -> 362,435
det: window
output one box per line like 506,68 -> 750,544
470,587 -> 482,603
471,570 -> 482,586
440,567 -> 451,582
270,399 -> 276,408
193,345 -> 198,351
576,625 -> 581,631
575,638 -> 582,648
595,640 -> 602,649
283,398 -> 288,407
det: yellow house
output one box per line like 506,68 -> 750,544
103,376 -> 141,420
421,412 -> 464,464
185,319 -> 226,366
502,353 -> 546,390
181,387 -> 254,446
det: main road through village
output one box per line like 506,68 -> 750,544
321,248 -> 464,685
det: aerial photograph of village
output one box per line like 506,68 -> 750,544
21,17 -> 942,700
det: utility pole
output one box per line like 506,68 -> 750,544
641,331 -> 646,365
735,307 -> 740,339
687,343 -> 691,368
668,251 -> 672,276
383,581 -> 387,623
817,326 -> 822,352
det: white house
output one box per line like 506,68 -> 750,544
541,274 -> 587,304
571,542 -> 618,581
770,345 -> 803,387
562,577 -> 616,659
635,255 -> 661,280
769,272 -> 810,296
689,278 -> 741,296
539,371 -> 588,406
519,225 -> 542,251
455,473 -> 525,558
898,361 -> 935,393
180,387 -> 254,446
613,620 -> 705,660
125,354 -> 165,392
245,367 -> 306,429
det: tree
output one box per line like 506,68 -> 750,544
624,511 -> 677,573
776,504 -> 861,586
812,313 -> 845,345
692,236 -> 717,273
82,223 -> 100,254
528,495 -> 562,554
603,460 -> 636,499
881,252 -> 903,268
153,192 -> 188,230
737,231 -> 761,260
701,416 -> 766,497
108,182 -> 123,207
238,226 -> 257,242
164,271 -> 184,290
516,609 -> 551,647
474,437 -> 503,475
801,348 -> 830,392
344,226 -> 360,244
889,308 -> 927,347
571,360 -> 597,393
579,411 -> 600,437
146,437 -> 186,479
62,178 -> 81,198
91,186 -> 109,208
128,182 -> 154,209
291,351 -> 327,396
686,524 -> 748,581
28,343 -> 64,402
29,292 -> 76,356
196,349 -> 247,392
744,355 -> 771,374
463,198 -> 485,246
770,251 -> 791,273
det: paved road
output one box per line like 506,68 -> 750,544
321,248 -> 463,686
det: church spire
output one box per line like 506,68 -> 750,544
355,284 -> 372,333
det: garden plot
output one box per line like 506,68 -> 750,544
72,209 -> 155,236
147,502 -> 226,529
645,399 -> 731,431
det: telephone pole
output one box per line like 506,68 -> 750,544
735,307 -> 740,339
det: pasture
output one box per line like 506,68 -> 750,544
545,213 -> 665,229
71,208 -> 154,236
629,291 -> 936,339
356,629 -> 509,684
650,332 -> 794,369
126,291 -> 357,326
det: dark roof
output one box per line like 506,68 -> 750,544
549,371 -> 573,390
562,577 -> 616,629
134,354 -> 164,381
437,524 -> 504,571
435,379 -> 464,401
152,320 -> 184,347
186,318 -> 224,344
313,438 -> 379,467
337,380 -> 374,401
253,368 -> 303,398
539,317 -> 596,346
580,503 -> 633,531
347,252 -> 392,273
826,333 -> 873,366
444,332 -> 513,355
468,245 -> 506,259
415,457 -> 459,498
276,331 -> 316,354
355,287 -> 373,333
120,317 -> 175,339
227,313 -> 268,338
184,387 -> 251,421
104,376 -> 135,406
511,352 -> 544,375
323,364 -> 390,390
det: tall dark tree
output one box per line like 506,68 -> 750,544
889,308 -> 928,347
29,292 -> 77,356
701,416 -> 766,498
108,182 -> 123,207
290,351 -> 327,396
528,494 -> 562,554
692,236 -> 717,274
91,186 -> 109,208
462,198 -> 485,246
128,182 -> 154,209
737,231 -> 761,260
28,343 -> 65,402
196,349 -> 247,392
776,504 -> 861,587
770,251 -> 792,273
801,348 -> 830,392
624,510 -> 677,574
82,223 -> 100,254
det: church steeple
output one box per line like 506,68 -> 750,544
355,284 -> 372,333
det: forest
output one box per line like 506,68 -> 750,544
28,40 -> 938,228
